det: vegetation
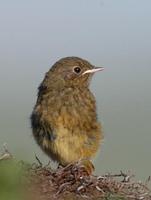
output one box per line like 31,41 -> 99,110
0,146 -> 150,200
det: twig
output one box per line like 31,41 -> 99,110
35,154 -> 43,167
0,143 -> 13,161
104,171 -> 134,182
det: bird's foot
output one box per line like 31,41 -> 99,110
76,159 -> 94,176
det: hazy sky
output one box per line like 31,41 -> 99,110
0,0 -> 151,179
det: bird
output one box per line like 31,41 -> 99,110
31,57 -> 104,174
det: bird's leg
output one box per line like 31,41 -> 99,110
57,163 -> 64,169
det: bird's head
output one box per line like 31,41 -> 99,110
39,57 -> 104,92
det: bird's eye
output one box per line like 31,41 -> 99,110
73,66 -> 81,74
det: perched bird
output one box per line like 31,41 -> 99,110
31,57 -> 104,173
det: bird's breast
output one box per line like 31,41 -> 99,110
36,88 -> 99,136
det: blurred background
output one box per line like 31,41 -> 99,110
0,0 -> 151,180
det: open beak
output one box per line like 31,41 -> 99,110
82,67 -> 104,75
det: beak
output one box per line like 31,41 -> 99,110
82,67 -> 104,75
